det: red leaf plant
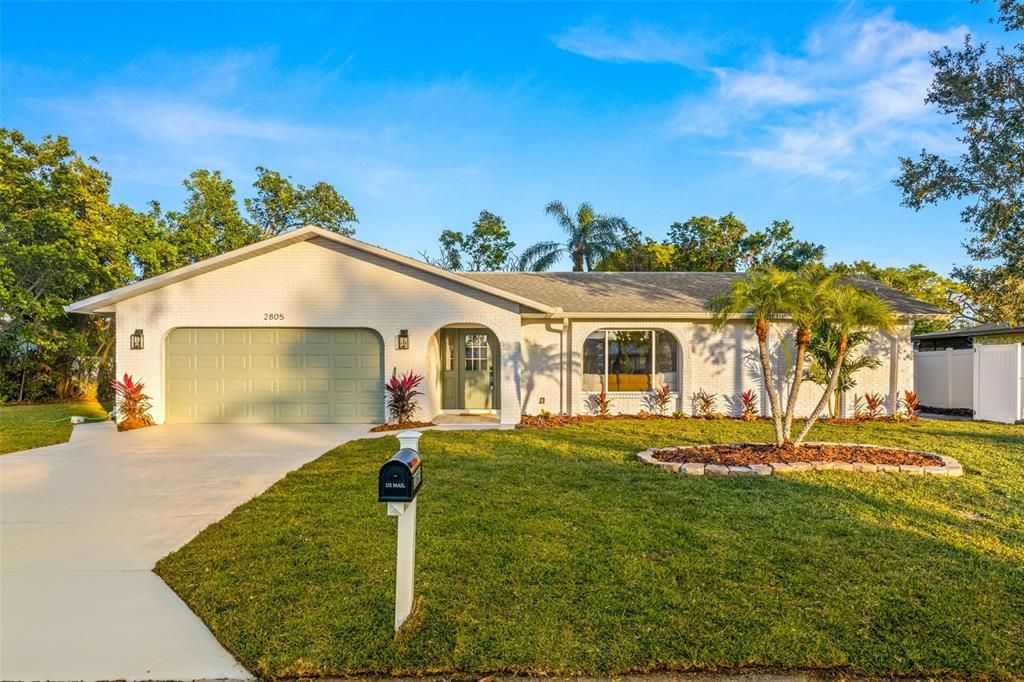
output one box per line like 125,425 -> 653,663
385,371 -> 424,424
739,389 -> 759,421
861,392 -> 886,420
110,373 -> 154,431
646,384 -> 674,416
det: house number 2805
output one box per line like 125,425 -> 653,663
264,313 -> 285,321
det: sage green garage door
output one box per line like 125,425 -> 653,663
166,328 -> 383,423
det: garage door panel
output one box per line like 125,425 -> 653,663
279,378 -> 303,393
196,379 -> 221,394
196,355 -> 220,369
166,328 -> 383,424
306,330 -> 330,344
306,379 -> 329,393
306,354 -> 330,369
194,329 -> 221,344
224,354 -> 247,370
168,355 -> 193,370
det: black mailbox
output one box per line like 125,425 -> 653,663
378,448 -> 423,502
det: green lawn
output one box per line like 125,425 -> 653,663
156,418 -> 1024,679
0,400 -> 110,455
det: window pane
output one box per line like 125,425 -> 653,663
464,334 -> 488,371
582,333 -> 605,392
608,331 -> 651,392
654,332 -> 679,391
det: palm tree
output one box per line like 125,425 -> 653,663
519,201 -> 627,272
781,267 -> 834,439
707,267 -> 799,446
793,285 -> 894,445
805,325 -> 882,419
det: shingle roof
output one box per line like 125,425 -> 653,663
462,271 -> 947,317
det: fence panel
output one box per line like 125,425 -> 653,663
913,349 -> 973,410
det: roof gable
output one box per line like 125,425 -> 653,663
65,226 -> 557,314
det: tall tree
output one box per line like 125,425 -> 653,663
423,210 -> 517,271
245,166 -> 357,239
0,130 -> 147,400
740,220 -> 826,271
166,170 -> 258,267
781,267 -> 834,439
831,261 -> 967,333
667,214 -> 824,272
707,267 -> 801,446
519,201 -> 627,272
669,214 -> 749,271
895,0 -> 1024,325
596,226 -> 677,271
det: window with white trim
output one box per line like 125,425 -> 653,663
582,330 -> 679,392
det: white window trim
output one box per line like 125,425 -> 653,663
585,329 -> 678,394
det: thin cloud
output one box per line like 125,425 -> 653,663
552,23 -> 706,68
671,10 -> 968,182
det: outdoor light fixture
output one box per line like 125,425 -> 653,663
397,329 -> 409,350
129,329 -> 144,350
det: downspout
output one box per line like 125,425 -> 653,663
887,327 -> 902,415
564,317 -> 572,416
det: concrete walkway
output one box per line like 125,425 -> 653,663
0,422 -> 375,681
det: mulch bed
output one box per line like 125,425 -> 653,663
653,443 -> 940,467
921,405 -> 974,417
116,416 -> 153,432
518,414 -> 675,429
369,421 -> 435,432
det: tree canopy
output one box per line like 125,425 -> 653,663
667,214 -> 825,272
1,131 -> 141,400
895,0 -> 1024,325
425,210 -> 517,271
0,130 -> 358,401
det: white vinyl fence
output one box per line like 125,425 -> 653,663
914,348 -> 973,410
973,343 -> 1023,424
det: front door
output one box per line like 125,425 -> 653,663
441,329 -> 499,410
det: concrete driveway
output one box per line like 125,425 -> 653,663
0,421 -> 375,681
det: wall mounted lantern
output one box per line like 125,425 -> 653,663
130,329 -> 144,350
396,329 -> 410,350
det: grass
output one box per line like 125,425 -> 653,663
156,418 -> 1024,679
0,400 -> 110,455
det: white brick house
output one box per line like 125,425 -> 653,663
67,226 -> 941,426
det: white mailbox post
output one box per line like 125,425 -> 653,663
378,430 -> 423,631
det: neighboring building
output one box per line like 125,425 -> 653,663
913,324 -> 1024,423
67,226 -> 942,426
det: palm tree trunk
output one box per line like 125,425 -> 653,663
756,320 -> 785,446
795,335 -> 848,445
782,341 -> 807,441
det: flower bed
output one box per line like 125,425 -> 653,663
369,420 -> 435,433
637,443 -> 963,477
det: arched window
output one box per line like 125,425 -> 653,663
582,330 -> 679,393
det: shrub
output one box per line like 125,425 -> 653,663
110,374 -> 154,430
739,389 -> 759,421
587,390 -> 613,417
645,384 -> 673,416
861,392 -> 886,420
693,389 -> 720,419
900,390 -> 921,420
384,371 -> 424,424
672,410 -> 686,420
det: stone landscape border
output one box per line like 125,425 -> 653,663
636,443 -> 964,477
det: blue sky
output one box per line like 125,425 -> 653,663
2,1 -> 997,274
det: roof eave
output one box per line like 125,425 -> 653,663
64,225 -> 559,315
